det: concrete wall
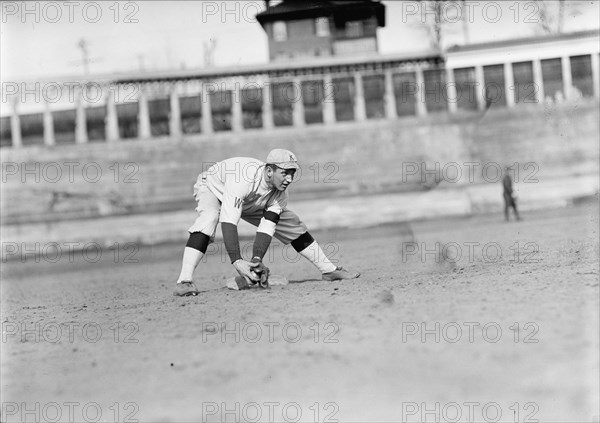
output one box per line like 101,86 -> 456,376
2,100 -> 598,227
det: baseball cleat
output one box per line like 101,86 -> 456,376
322,267 -> 360,281
173,281 -> 199,296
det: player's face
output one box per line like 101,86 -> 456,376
271,167 -> 296,191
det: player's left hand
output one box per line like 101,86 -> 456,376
251,257 -> 270,289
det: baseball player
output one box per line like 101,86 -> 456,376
173,148 -> 360,296
502,166 -> 521,222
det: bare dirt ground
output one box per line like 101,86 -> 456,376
1,202 -> 599,423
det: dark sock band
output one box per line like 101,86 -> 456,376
291,231 -> 315,253
186,232 -> 210,253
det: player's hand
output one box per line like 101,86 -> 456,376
233,259 -> 261,283
251,257 -> 270,289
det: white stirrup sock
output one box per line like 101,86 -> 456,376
177,247 -> 204,283
299,241 -> 337,274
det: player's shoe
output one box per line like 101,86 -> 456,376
173,281 -> 199,296
322,267 -> 360,281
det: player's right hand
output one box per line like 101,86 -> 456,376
233,259 -> 261,283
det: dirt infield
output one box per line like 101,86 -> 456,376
2,202 -> 598,422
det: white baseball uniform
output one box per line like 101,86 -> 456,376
188,157 -> 307,243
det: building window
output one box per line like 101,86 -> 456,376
423,69 -> 448,113
273,21 -> 287,41
483,64 -> 506,107
345,21 -> 363,38
541,58 -> 563,100
393,72 -> 417,116
315,47 -> 330,57
570,54 -> 594,98
512,61 -> 535,104
453,67 -> 478,110
363,75 -> 385,119
302,80 -> 325,124
316,17 -> 329,36
271,82 -> 294,127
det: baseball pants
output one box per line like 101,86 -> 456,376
188,183 -> 308,244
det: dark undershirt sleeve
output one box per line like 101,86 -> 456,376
221,222 -> 242,263
252,232 -> 272,260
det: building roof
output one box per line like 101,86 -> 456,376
256,0 -> 385,28
13,48 -> 441,87
111,49 -> 440,84
446,29 -> 600,54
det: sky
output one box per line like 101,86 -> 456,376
1,0 -> 599,81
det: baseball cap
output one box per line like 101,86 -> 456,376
266,149 -> 300,170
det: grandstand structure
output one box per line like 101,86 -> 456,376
1,2 -> 598,238
0,4 -> 598,149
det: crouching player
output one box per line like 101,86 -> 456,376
174,149 -> 360,296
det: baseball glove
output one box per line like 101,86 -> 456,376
251,258 -> 270,289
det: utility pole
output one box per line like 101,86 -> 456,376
137,54 -> 146,72
203,39 -> 217,68
461,0 -> 470,44
77,38 -> 90,76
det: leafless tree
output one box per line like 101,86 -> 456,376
412,0 -> 586,48
534,0 -> 584,35
408,0 -> 470,50
557,0 -> 566,33
536,0 -> 558,34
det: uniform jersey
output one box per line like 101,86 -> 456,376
194,157 -> 288,225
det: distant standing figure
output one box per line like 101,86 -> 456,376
502,167 -> 521,221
